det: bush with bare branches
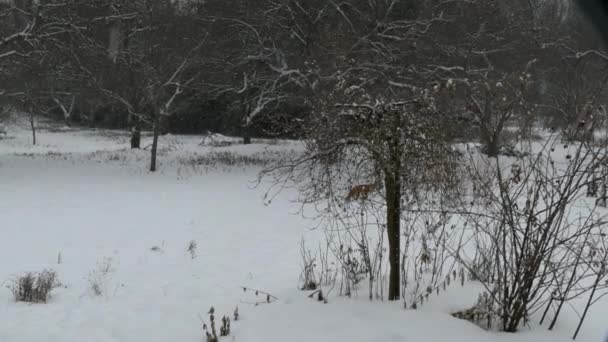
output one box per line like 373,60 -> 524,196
457,137 -> 608,333
8,270 -> 59,303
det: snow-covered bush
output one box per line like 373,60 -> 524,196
181,150 -> 293,170
459,137 -> 608,333
335,243 -> 368,297
8,269 -> 58,303
402,211 -> 463,310
299,240 -> 319,291
452,292 -> 498,330
187,240 -> 198,259
202,307 -> 233,342
298,239 -> 339,297
87,257 -> 114,297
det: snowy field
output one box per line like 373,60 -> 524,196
0,122 -> 606,342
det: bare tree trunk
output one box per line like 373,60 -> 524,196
243,125 -> 252,145
385,110 -> 404,302
480,118 -> 501,157
88,106 -> 96,126
243,103 -> 252,145
150,108 -> 160,172
385,171 -> 401,301
486,138 -> 500,157
29,112 -> 36,145
131,125 -> 141,149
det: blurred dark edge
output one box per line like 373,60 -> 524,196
577,0 -> 608,44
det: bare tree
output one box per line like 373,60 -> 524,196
463,72 -> 535,156
71,1 -> 208,171
259,0 -> 507,301
265,98 -> 457,301
198,1 -> 313,144
423,0 -> 544,156
0,1 -> 145,130
542,47 -> 608,141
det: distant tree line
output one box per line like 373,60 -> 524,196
1,1 -> 607,158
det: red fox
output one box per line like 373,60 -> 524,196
345,183 -> 377,201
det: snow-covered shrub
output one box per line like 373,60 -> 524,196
187,240 -> 198,259
219,316 -> 230,336
233,307 -> 239,321
452,292 -> 498,330
8,270 -> 58,303
460,137 -> 608,333
336,243 -> 368,297
202,307 -> 233,342
87,257 -> 114,297
199,133 -> 235,147
181,150 -> 293,169
203,313 -> 218,342
401,210 -> 464,310
299,239 -> 319,290
298,239 -> 337,292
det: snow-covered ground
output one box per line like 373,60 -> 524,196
0,122 -> 605,342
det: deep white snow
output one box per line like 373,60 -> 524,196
0,122 -> 606,342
